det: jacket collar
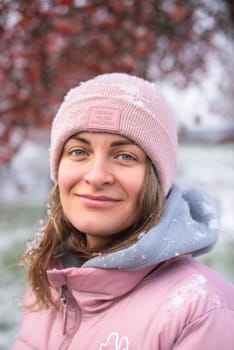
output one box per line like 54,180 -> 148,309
47,260 -> 156,314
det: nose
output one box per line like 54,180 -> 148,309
84,157 -> 114,187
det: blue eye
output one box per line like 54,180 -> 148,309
71,149 -> 87,157
118,153 -> 135,161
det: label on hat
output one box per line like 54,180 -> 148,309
87,107 -> 121,131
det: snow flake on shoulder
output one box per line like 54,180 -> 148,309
164,274 -> 222,313
99,332 -> 129,350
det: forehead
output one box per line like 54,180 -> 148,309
69,132 -> 135,144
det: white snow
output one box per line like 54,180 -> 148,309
164,273 -> 221,313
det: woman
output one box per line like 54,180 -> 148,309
13,73 -> 234,349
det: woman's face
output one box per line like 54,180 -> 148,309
58,132 -> 147,249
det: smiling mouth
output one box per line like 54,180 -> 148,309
78,194 -> 120,202
77,194 -> 121,207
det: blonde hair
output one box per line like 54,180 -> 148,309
21,159 -> 165,309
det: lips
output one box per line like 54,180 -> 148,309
79,194 -> 119,201
77,194 -> 121,207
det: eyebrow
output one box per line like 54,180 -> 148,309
71,135 -> 90,145
70,135 -> 134,147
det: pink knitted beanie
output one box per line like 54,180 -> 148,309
50,73 -> 177,195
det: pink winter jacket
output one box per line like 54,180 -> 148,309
12,255 -> 234,350
12,186 -> 234,349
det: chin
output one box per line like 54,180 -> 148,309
74,222 -> 126,236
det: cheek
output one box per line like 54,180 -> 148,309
125,171 -> 145,204
57,161 -> 77,193
134,181 -> 145,203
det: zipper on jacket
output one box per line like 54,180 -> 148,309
60,284 -> 68,336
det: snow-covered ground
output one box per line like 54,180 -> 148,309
0,141 -> 233,349
177,143 -> 234,240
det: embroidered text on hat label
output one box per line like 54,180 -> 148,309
87,107 -> 121,131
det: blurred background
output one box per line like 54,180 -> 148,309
0,0 -> 233,348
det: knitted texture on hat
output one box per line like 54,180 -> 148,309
50,73 -> 178,195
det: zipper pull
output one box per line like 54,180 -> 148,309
60,284 -> 68,335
